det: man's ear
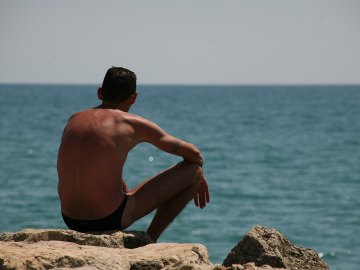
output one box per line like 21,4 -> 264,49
128,93 -> 138,105
97,87 -> 103,100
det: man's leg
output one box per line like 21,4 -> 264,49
121,161 -> 202,241
146,184 -> 198,242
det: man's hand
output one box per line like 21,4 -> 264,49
194,176 -> 210,209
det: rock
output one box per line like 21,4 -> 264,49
0,228 -> 152,249
223,225 -> 328,270
0,241 -> 210,270
0,226 -> 328,270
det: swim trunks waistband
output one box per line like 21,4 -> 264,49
62,195 -> 128,233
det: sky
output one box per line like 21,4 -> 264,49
1,0 -> 360,85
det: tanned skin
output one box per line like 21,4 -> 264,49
57,88 -> 210,242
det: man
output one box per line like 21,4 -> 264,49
57,67 -> 210,242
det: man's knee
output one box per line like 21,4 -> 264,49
178,161 -> 202,185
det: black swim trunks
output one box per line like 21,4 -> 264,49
62,195 -> 128,233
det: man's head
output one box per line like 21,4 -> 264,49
100,67 -> 137,102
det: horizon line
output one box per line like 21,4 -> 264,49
0,82 -> 360,87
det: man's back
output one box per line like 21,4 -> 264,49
58,109 -> 136,220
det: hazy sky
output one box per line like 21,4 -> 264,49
1,0 -> 359,85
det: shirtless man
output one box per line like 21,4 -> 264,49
57,67 -> 210,242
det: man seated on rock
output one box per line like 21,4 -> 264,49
57,67 -> 210,242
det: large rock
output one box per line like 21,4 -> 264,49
223,225 -> 328,270
0,240 -> 210,270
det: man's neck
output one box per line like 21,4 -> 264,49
96,101 -> 130,112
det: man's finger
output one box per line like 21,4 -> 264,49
199,193 -> 205,209
194,194 -> 199,207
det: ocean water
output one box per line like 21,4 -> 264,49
0,84 -> 359,269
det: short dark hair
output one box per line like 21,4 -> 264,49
101,67 -> 137,101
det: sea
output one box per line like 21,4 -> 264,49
0,84 -> 359,269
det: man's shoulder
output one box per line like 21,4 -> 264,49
67,109 -> 88,122
70,108 -> 96,117
122,113 -> 151,127
122,113 -> 162,134
69,109 -> 157,131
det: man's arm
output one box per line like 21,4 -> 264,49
128,114 -> 210,208
129,115 -> 204,166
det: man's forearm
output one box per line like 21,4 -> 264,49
175,141 -> 203,167
157,133 -> 204,166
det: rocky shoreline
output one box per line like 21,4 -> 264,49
0,225 -> 328,270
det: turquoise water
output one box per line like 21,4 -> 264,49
0,84 -> 359,269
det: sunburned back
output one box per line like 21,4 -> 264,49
57,109 -> 136,220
